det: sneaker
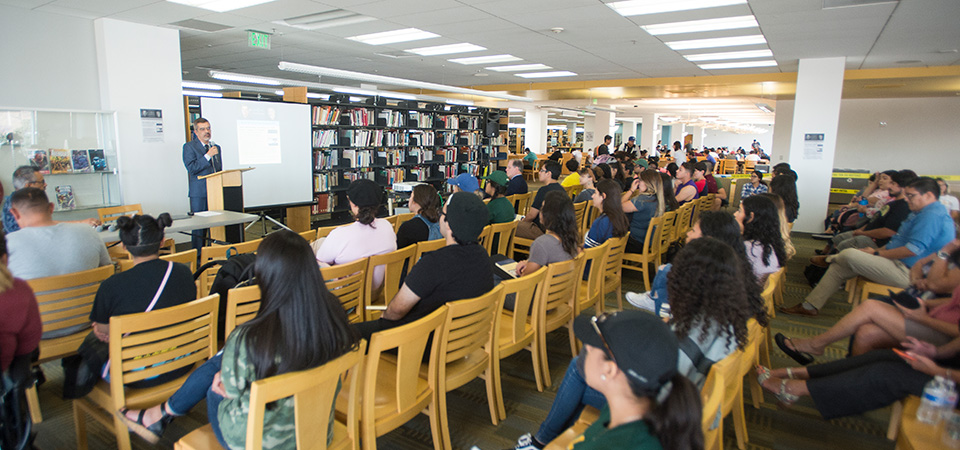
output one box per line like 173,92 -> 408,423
509,433 -> 543,450
626,292 -> 671,318
810,233 -> 834,241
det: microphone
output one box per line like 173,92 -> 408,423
208,140 -> 222,170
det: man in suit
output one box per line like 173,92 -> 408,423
182,118 -> 222,250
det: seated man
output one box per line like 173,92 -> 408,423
516,161 -> 565,240
354,192 -> 493,340
505,159 -> 528,196
560,158 -> 580,188
2,166 -> 99,233
811,169 -> 915,264
783,177 -> 956,317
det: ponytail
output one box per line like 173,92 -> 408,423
647,374 -> 703,450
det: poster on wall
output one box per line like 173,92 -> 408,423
803,133 -> 824,160
140,109 -> 164,143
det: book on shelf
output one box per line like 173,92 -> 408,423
88,149 -> 107,171
28,149 -> 50,173
71,150 -> 92,172
312,129 -> 338,147
49,149 -> 71,173
54,185 -> 76,210
312,105 -> 341,125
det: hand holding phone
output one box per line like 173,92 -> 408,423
893,348 -> 916,361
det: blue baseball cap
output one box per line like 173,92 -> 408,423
447,173 -> 480,192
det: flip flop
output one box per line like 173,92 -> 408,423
774,333 -> 815,366
116,405 -> 172,444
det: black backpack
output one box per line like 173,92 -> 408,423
1,354 -> 36,450
196,252 -> 257,341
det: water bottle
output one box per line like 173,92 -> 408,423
942,378 -> 958,421
918,376 -> 947,425
858,198 -> 868,218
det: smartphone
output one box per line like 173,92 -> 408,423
889,290 -> 920,309
893,348 -> 916,361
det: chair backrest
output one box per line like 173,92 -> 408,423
29,265 -> 115,358
539,256 -> 582,324
119,249 -> 197,273
487,220 -> 518,257
246,341 -> 366,450
657,211 -> 678,264
477,225 -> 494,254
392,212 -> 416,233
415,238 -> 446,261
365,244 -> 417,315
713,347 -> 742,416
509,192 -> 533,216
497,266 -> 547,351
198,239 -> 263,294
225,285 -> 261,339
578,241 -> 610,314
760,269 -> 780,317
321,258 -> 367,323
107,294 -> 219,411
316,225 -> 341,240
572,201 -> 588,237
582,205 -> 601,238
675,202 -> 695,240
602,235 -> 630,288
739,319 -> 763,378
298,229 -> 317,243
563,184 -> 582,200
382,214 -> 400,231
97,204 -> 142,224
436,286 -> 503,383
701,352 -> 727,447
693,195 -> 711,224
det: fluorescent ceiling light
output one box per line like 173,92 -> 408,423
666,35 -> 766,50
699,60 -> 777,69
209,70 -> 282,86
166,0 -> 276,13
307,93 -> 330,100
278,10 -> 375,30
446,99 -> 475,106
684,49 -> 773,61
405,43 -> 486,56
607,0 -> 746,17
485,63 -> 552,72
349,97 -> 363,102
515,71 -> 578,78
346,28 -> 439,45
755,103 -> 775,113
333,87 -> 379,96
380,92 -> 417,100
640,15 -> 758,35
182,89 -> 223,98
182,81 -> 222,90
448,54 -> 522,65
274,90 -> 285,95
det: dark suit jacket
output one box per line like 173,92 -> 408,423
506,174 -> 528,196
182,135 -> 220,198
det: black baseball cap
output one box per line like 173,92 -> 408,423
444,192 -> 489,243
346,179 -> 382,208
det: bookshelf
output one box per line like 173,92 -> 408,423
309,96 -> 507,223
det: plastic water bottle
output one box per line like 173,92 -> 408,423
942,378 -> 958,421
858,198 -> 868,218
918,376 -> 947,425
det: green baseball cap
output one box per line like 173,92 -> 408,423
482,170 -> 509,187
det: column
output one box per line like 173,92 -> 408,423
640,113 -> 659,152
524,109 -> 548,154
690,126 -> 705,150
786,57 -> 845,232
620,120 -> 637,151
566,123 -> 576,147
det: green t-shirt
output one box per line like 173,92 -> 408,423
488,197 -> 516,224
571,405 -> 663,450
524,152 -> 538,164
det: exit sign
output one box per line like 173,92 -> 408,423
248,31 -> 271,49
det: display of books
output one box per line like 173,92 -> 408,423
29,149 -> 50,173
71,150 -> 92,172
49,149 -> 71,173
88,149 -> 107,171
55,185 -> 76,210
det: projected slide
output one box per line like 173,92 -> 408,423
199,98 -> 311,209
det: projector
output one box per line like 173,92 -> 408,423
392,181 -> 424,192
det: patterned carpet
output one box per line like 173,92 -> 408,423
29,233 -> 898,450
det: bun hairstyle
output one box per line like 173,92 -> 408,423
117,213 -> 172,257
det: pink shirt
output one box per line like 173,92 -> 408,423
930,285 -> 960,325
315,219 -> 397,290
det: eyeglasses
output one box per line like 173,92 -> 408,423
591,313 -> 617,365
29,179 -> 47,188
904,192 -> 918,200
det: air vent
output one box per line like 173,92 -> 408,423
276,10 -> 375,30
822,0 -> 898,9
170,19 -> 232,32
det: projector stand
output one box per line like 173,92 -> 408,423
244,211 -> 292,238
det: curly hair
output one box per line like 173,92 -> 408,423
696,212 -> 768,327
667,237 -> 755,351
740,195 -> 786,269
541,190 -> 581,257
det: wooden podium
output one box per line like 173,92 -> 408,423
199,168 -> 253,243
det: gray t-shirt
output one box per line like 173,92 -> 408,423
7,222 -> 112,280
528,234 -> 575,268
574,188 -> 595,204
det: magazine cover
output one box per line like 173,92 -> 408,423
29,149 -> 50,173
50,149 -> 71,173
71,150 -> 92,172
55,185 -> 76,210
88,149 -> 107,171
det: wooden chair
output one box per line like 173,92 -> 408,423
73,294 -> 220,450
415,238 -> 446,261
575,242 -> 610,345
572,201 -> 588,239
364,244 -> 417,320
477,225 -> 494,254
621,216 -> 663,294
726,319 -> 762,450
675,202 -> 695,242
487,220 -> 518,258
599,235 -> 629,311
758,269 -> 782,371
316,224 -> 342,239
846,276 -> 904,307
563,184 -> 582,201
118,249 -> 198,273
718,159 -> 736,175
224,285 -> 261,339
582,204 -> 601,239
656,211 -> 678,266
198,239 -> 262,296
335,306 -> 448,450
743,160 -> 757,174
299,228 -> 318,243
693,195 -> 712,225
728,178 -> 746,211
24,265 -> 115,424
511,235 -> 535,261
491,266 -> 548,414
321,258 -> 368,324
97,204 -> 175,257
392,212 -> 416,233
535,255 -> 584,388
431,286 -> 503,448
703,351 -> 739,450
508,192 -> 533,216
175,341 -> 366,450
382,215 -> 399,231
892,396 -> 945,449
543,406 -> 600,450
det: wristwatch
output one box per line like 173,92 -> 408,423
938,250 -> 950,260
873,249 -> 880,256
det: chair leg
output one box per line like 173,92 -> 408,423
483,368 -> 499,425
567,321 -> 579,358
73,401 -> 89,450
492,356 -> 507,420
538,334 -> 552,388
113,412 -> 133,450
361,418 -> 378,450
887,400 -> 904,440
733,394 -> 748,450
615,284 -> 623,311
432,390 -> 451,450
529,343 -> 545,393
26,384 -> 42,424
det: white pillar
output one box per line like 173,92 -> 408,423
620,120 -> 636,151
566,123 -> 576,145
690,126 -> 705,150
524,109 -> 548,154
640,113 -> 659,152
787,57 -> 845,232
583,114 -> 599,154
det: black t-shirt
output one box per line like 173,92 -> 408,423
530,183 -> 566,228
596,144 -> 609,156
397,217 -> 429,249
506,175 -> 528,196
548,150 -> 563,162
90,259 -> 197,324
387,243 -> 494,328
864,198 -> 911,247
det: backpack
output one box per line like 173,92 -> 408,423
196,252 -> 257,340
416,215 -> 443,241
1,354 -> 36,450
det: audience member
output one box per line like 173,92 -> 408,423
769,172 -> 799,223
506,159 -> 529,196
583,180 -> 629,250
758,193 -> 797,261
2,166 -> 99,234
560,159 -> 581,187
596,135 -> 612,157
482,170 -> 514,224
736,195 -> 787,281
448,173 -> 483,199
516,161 -> 564,240
622,171 -> 668,254
396,184 -> 443,248
516,191 -> 580,277
609,160 -> 627,191
0,233 -> 41,373
674,162 -> 700,205
573,168 -> 596,204
523,148 -> 538,170
937,178 -> 960,221
740,170 -> 768,200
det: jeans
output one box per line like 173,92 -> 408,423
189,196 -> 208,251
207,388 -> 228,448
650,264 -> 672,314
534,356 -> 606,445
166,352 -> 222,416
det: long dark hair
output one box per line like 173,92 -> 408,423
412,184 -> 441,222
117,213 -> 172,257
541,190 -> 581,257
667,237 -> 755,351
597,163 -> 613,180
595,179 -> 629,238
770,175 -> 799,223
741,195 -> 787,269
696,212 -> 767,327
659,172 -> 680,212
237,230 -> 360,380
610,160 -> 627,188
354,205 -> 378,226
644,374 -> 704,450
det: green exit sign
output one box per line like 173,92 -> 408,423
248,31 -> 271,49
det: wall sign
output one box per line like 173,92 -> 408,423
803,133 -> 824,160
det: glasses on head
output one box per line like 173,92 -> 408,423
590,313 -> 617,365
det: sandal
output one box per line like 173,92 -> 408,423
116,402 -> 174,444
785,367 -> 797,379
774,379 -> 799,407
774,333 -> 815,365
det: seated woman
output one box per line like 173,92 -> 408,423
621,170 -> 668,254
510,238 -> 760,450
482,170 -> 515,224
758,327 -> 960,420
395,184 -> 442,248
735,195 -> 786,282
777,241 -> 960,364
316,179 -> 396,291
740,170 -> 769,200
516,190 -> 581,277
583,179 -> 629,250
0,233 -> 41,374
120,230 -> 361,447
757,193 -> 796,261
573,167 -> 596,204
570,311 -> 703,450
